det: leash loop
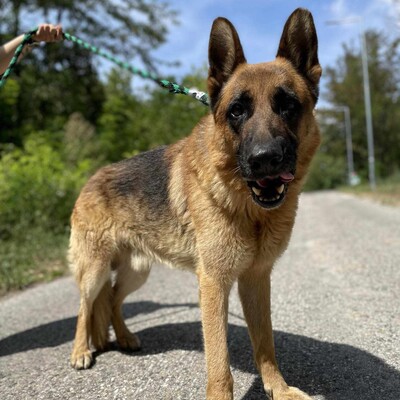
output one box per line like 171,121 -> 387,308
0,28 -> 210,106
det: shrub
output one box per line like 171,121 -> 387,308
304,152 -> 347,191
0,133 -> 92,237
0,132 -> 94,292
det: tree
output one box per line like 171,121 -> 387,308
98,67 -> 209,162
97,68 -> 142,161
0,0 -> 177,69
320,30 -> 400,183
133,68 -> 209,152
0,0 -> 177,146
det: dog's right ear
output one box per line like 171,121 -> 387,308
208,17 -> 246,110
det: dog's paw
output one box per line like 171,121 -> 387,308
70,350 -> 93,370
266,386 -> 312,400
117,331 -> 141,352
206,392 -> 233,400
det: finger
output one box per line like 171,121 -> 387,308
51,26 -> 63,42
33,24 -> 47,41
33,24 -> 63,42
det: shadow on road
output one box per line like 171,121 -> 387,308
1,300 -> 399,399
0,300 -> 197,356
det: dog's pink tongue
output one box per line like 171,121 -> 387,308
279,172 -> 294,182
256,178 -> 270,188
257,172 -> 294,187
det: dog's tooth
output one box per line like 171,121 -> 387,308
277,184 -> 284,194
252,187 -> 262,196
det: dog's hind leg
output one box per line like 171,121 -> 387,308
69,224 -> 114,370
70,256 -> 111,370
90,277 -> 113,352
111,252 -> 151,352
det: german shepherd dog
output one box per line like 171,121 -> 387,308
69,8 -> 321,400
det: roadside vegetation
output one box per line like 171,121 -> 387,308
341,175 -> 400,207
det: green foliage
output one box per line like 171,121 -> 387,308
305,151 -> 347,191
0,78 -> 20,143
0,0 -> 177,146
0,134 -> 92,237
0,229 -> 68,294
342,173 -> 400,207
0,129 -> 96,293
131,70 -> 209,151
320,30 -> 400,188
98,68 -> 208,161
63,112 -> 103,167
98,69 -> 142,161
0,0 -> 177,68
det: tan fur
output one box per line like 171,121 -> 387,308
69,8 -> 321,399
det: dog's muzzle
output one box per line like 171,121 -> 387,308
240,137 -> 296,209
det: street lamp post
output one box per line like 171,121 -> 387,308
326,18 -> 376,190
341,106 -> 355,185
359,26 -> 376,190
318,106 -> 355,185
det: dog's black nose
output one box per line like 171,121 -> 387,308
247,142 -> 284,176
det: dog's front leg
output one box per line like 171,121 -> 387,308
198,270 -> 234,400
238,265 -> 312,400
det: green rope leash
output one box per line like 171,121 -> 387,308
0,29 -> 210,106
0,28 -> 38,89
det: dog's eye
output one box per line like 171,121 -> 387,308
230,103 -> 245,119
279,101 -> 297,119
273,88 -> 300,121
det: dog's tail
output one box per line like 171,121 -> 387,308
90,279 -> 113,351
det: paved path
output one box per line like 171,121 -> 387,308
1,191 -> 399,400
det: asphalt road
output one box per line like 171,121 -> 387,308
1,191 -> 399,400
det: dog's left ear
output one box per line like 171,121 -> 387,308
277,8 -> 322,101
208,17 -> 247,110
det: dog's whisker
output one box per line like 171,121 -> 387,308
232,165 -> 241,175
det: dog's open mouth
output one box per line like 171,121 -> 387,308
247,172 -> 294,209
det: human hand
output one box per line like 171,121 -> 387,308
32,24 -> 63,43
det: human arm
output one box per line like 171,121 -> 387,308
0,24 -> 63,75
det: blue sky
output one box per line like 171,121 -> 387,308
21,0 -> 400,106
152,0 -> 400,106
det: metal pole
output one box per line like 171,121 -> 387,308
317,106 -> 355,185
342,106 -> 355,184
326,18 -> 377,190
360,26 -> 376,190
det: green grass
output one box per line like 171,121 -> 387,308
341,175 -> 400,206
0,228 -> 69,296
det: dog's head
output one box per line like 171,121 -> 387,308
208,8 -> 322,209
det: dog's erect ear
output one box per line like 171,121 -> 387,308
277,8 -> 322,100
208,17 -> 246,109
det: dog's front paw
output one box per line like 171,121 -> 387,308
266,386 -> 312,400
206,392 -> 233,400
70,349 -> 93,370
